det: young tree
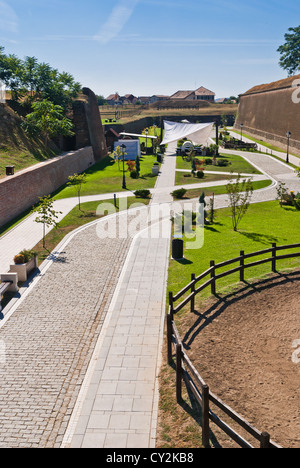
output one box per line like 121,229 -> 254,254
33,196 -> 62,249
67,173 -> 87,211
277,26 -> 300,76
23,99 -> 74,147
226,175 -> 253,231
135,155 -> 140,176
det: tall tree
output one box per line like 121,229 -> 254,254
277,26 -> 300,76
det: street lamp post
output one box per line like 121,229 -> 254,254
121,143 -> 127,189
286,131 -> 291,164
145,129 -> 148,154
240,123 -> 244,142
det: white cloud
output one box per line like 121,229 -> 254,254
94,0 -> 139,44
0,1 -> 18,33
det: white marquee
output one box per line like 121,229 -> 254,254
161,120 -> 214,146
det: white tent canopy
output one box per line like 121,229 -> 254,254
161,120 -> 214,146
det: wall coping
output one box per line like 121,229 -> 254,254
0,146 -> 93,183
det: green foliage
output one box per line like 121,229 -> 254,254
171,188 -> 187,199
18,249 -> 37,263
226,175 -> 253,231
33,195 -> 62,249
134,189 -> 151,198
130,170 -> 138,179
67,173 -> 87,211
0,46 -> 81,110
135,155 -> 140,176
277,26 -> 300,76
22,100 -> 74,147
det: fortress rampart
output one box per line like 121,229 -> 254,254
234,75 -> 300,156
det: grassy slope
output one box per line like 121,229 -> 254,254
0,104 -> 58,178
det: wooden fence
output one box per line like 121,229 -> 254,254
167,242 -> 300,448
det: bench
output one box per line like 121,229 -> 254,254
0,281 -> 12,296
0,273 -> 18,313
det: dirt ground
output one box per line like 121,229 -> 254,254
178,271 -> 300,448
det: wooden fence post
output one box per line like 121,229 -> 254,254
176,344 -> 182,402
240,250 -> 245,282
169,291 -> 174,319
202,384 -> 210,448
167,313 -> 173,365
272,243 -> 277,273
210,261 -> 216,295
191,273 -> 195,313
260,432 -> 270,448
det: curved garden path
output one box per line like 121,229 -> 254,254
0,140 -> 298,448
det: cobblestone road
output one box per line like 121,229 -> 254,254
0,214 -> 133,447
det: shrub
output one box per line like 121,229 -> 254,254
13,249 -> 36,264
130,170 -> 138,179
205,158 -> 213,165
134,189 -> 151,198
196,170 -> 204,179
19,249 -> 36,262
217,158 -> 230,167
171,188 -> 187,199
14,254 -> 25,265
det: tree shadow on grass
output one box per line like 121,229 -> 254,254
238,230 -> 284,245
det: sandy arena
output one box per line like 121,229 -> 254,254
180,271 -> 300,448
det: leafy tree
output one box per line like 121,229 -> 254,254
23,99 -> 74,147
226,175 -> 253,231
0,46 -> 81,111
67,173 -> 87,211
277,26 -> 300,76
33,196 -> 62,249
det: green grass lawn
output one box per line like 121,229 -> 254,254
180,179 -> 273,199
53,155 -> 160,200
175,171 -> 238,186
176,153 -> 262,174
167,201 -> 300,304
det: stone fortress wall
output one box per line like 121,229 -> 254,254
234,74 -> 300,156
0,88 -> 108,229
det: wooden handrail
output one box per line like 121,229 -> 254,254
169,243 -> 300,316
167,313 -> 283,449
166,242 -> 300,448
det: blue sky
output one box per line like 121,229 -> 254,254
0,0 -> 299,99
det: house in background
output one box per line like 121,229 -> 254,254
170,86 -> 215,103
105,93 -> 122,105
149,95 -> 170,103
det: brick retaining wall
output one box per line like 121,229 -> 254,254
0,146 -> 95,228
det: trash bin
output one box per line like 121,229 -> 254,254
172,237 -> 184,260
6,166 -> 15,176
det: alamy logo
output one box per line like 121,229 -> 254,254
292,339 -> 300,364
95,199 -> 205,250
291,79 -> 300,104
0,340 -> 6,365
